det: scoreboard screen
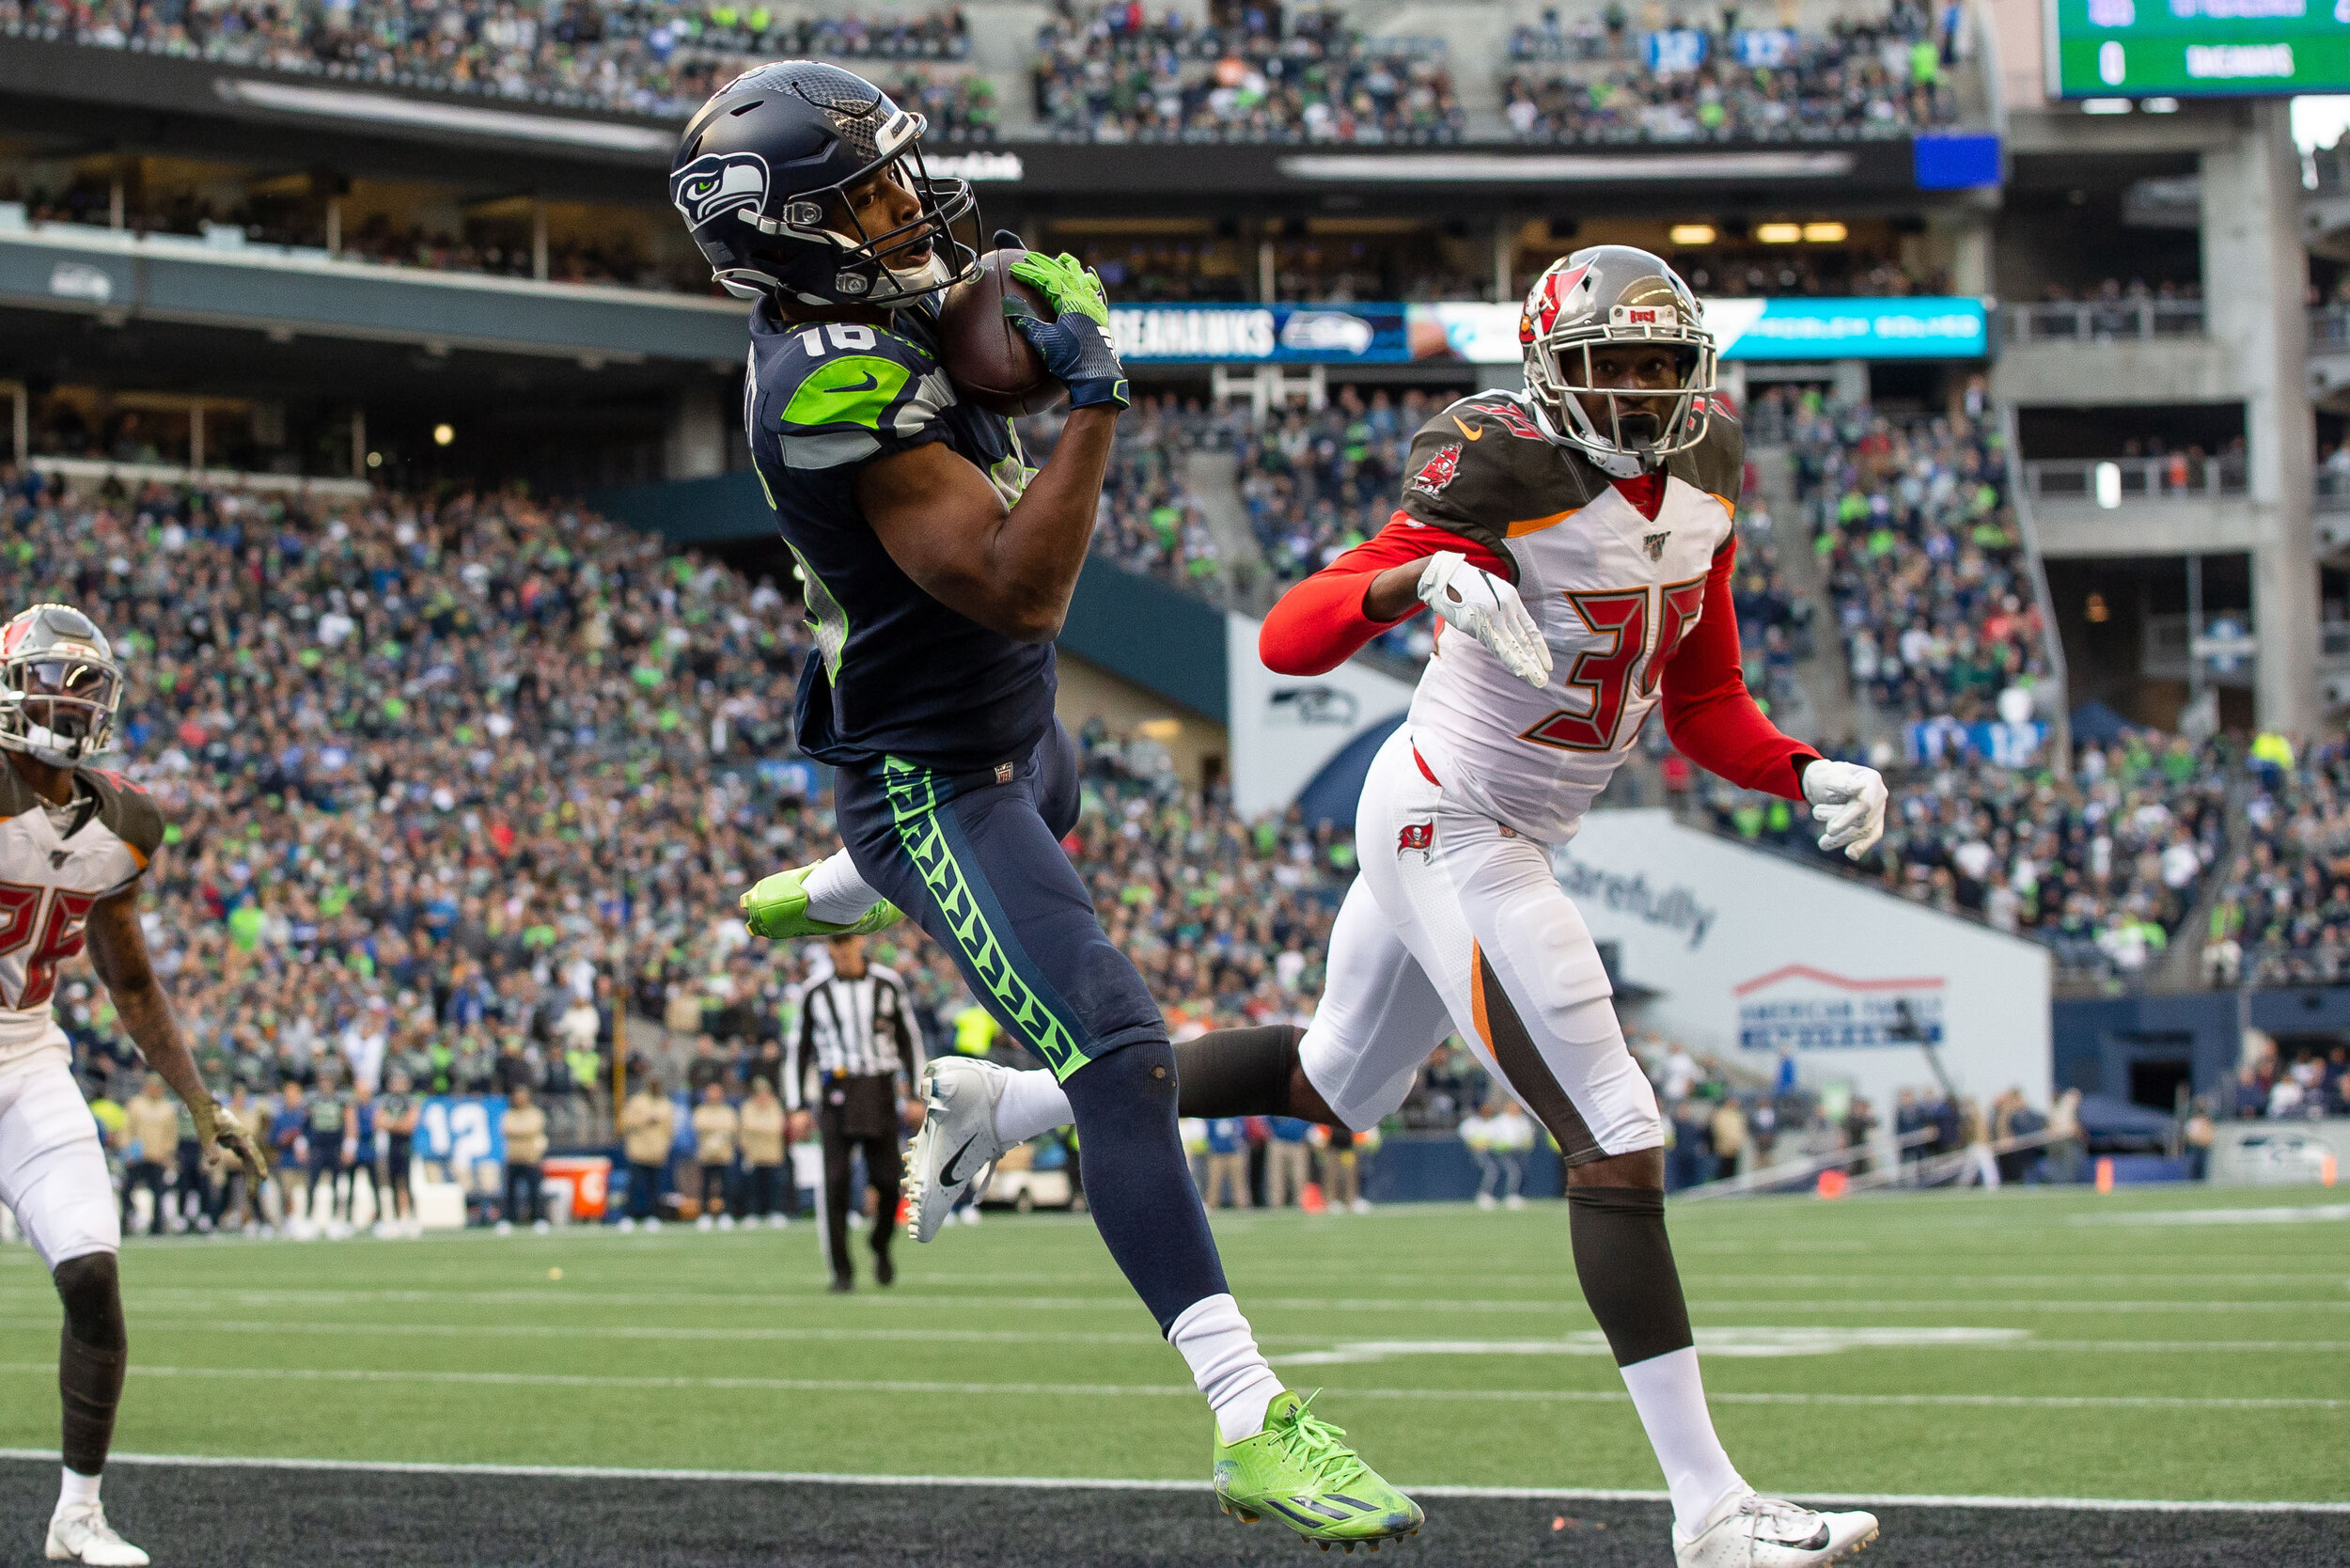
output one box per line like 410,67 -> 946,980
2045,0 -> 2350,98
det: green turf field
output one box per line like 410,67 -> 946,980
1,1185 -> 2342,1506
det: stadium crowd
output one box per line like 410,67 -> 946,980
1778,389 -> 2052,729
1500,4 -> 1961,143
1079,394 -> 1229,590
1702,732 -> 2229,985
1031,1 -> 1463,143
2216,737 -> 2350,990
14,466 -> 1382,1231
0,0 -> 980,119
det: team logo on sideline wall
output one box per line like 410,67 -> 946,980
1411,444 -> 1464,495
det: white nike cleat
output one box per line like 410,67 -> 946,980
47,1502 -> 149,1566
904,1057 -> 1013,1243
1673,1493 -> 1878,1568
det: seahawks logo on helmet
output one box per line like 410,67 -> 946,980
671,151 -> 771,232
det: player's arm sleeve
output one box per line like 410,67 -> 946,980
766,330 -> 956,475
1658,537 -> 1820,801
1258,514 -> 1512,676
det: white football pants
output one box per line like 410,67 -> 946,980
1300,726 -> 1665,1163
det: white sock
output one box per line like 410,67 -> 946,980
1168,1294 -> 1285,1444
802,851 -> 882,925
56,1466 -> 100,1513
992,1068 -> 1073,1145
1618,1346 -> 1747,1535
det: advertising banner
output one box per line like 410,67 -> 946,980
1402,297 -> 1989,367
2207,1118 -> 2347,1185
1108,303 -> 1408,364
1554,810 -> 2052,1113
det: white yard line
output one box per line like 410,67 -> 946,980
2,1286 -> 2342,1314
0,1449 -> 2340,1513
0,1362 -> 2336,1411
1,1319 -> 2333,1356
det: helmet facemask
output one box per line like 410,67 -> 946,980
1519,255 -> 1718,478
0,639 -> 120,767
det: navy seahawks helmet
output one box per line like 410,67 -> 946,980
670,61 -> 979,309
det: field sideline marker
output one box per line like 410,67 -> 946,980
0,1450 -> 2342,1514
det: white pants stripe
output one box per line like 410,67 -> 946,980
1299,727 -> 1664,1161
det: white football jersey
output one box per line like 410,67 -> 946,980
1393,391 -> 1742,846
0,765 -> 161,1073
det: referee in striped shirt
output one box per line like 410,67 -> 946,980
789,933 -> 924,1292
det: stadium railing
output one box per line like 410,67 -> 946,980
2002,299 -> 2205,343
2020,454 -> 2249,502
1672,1126 -> 1938,1200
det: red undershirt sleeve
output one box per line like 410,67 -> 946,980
1258,512 -> 1511,677
1658,537 -> 1820,801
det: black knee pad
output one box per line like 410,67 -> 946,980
1174,1025 -> 1303,1119
53,1253 -> 125,1353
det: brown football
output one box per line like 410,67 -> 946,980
936,248 -> 1062,417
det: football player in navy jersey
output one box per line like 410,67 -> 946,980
672,62 -> 1418,1545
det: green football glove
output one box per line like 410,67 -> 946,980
1005,250 -> 1128,410
194,1095 -> 269,1184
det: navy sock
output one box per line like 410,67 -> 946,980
1062,1039 -> 1230,1332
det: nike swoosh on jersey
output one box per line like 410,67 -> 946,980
936,1134 -> 982,1186
1451,416 -> 1483,440
828,372 -> 882,395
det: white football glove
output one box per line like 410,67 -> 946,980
1802,759 -> 1888,859
1417,551 -> 1553,690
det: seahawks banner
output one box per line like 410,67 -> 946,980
1106,303 -> 1408,364
1107,298 -> 1988,365
413,1095 -> 508,1170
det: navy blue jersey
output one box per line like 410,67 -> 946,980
744,297 -> 1055,773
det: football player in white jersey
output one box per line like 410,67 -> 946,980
775,246 -> 1890,1566
0,604 -> 270,1565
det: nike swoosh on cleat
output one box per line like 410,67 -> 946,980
1451,416 -> 1482,440
936,1135 -> 981,1187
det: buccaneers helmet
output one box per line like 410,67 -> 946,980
1519,244 -> 1718,477
669,60 -> 979,309
0,604 -> 121,767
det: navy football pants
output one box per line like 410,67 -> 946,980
835,721 -> 1230,1329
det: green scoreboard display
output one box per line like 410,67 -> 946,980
2046,0 -> 2350,98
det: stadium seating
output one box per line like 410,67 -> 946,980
1702,736 -> 2228,986
1500,2 -> 1959,143
2226,742 -> 2350,988
1778,391 -> 2052,729
1030,3 -> 1463,143
0,1 -> 979,119
29,469 -> 1359,1123
32,472 -> 816,1118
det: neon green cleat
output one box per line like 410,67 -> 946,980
1214,1390 -> 1423,1550
740,864 -> 905,941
